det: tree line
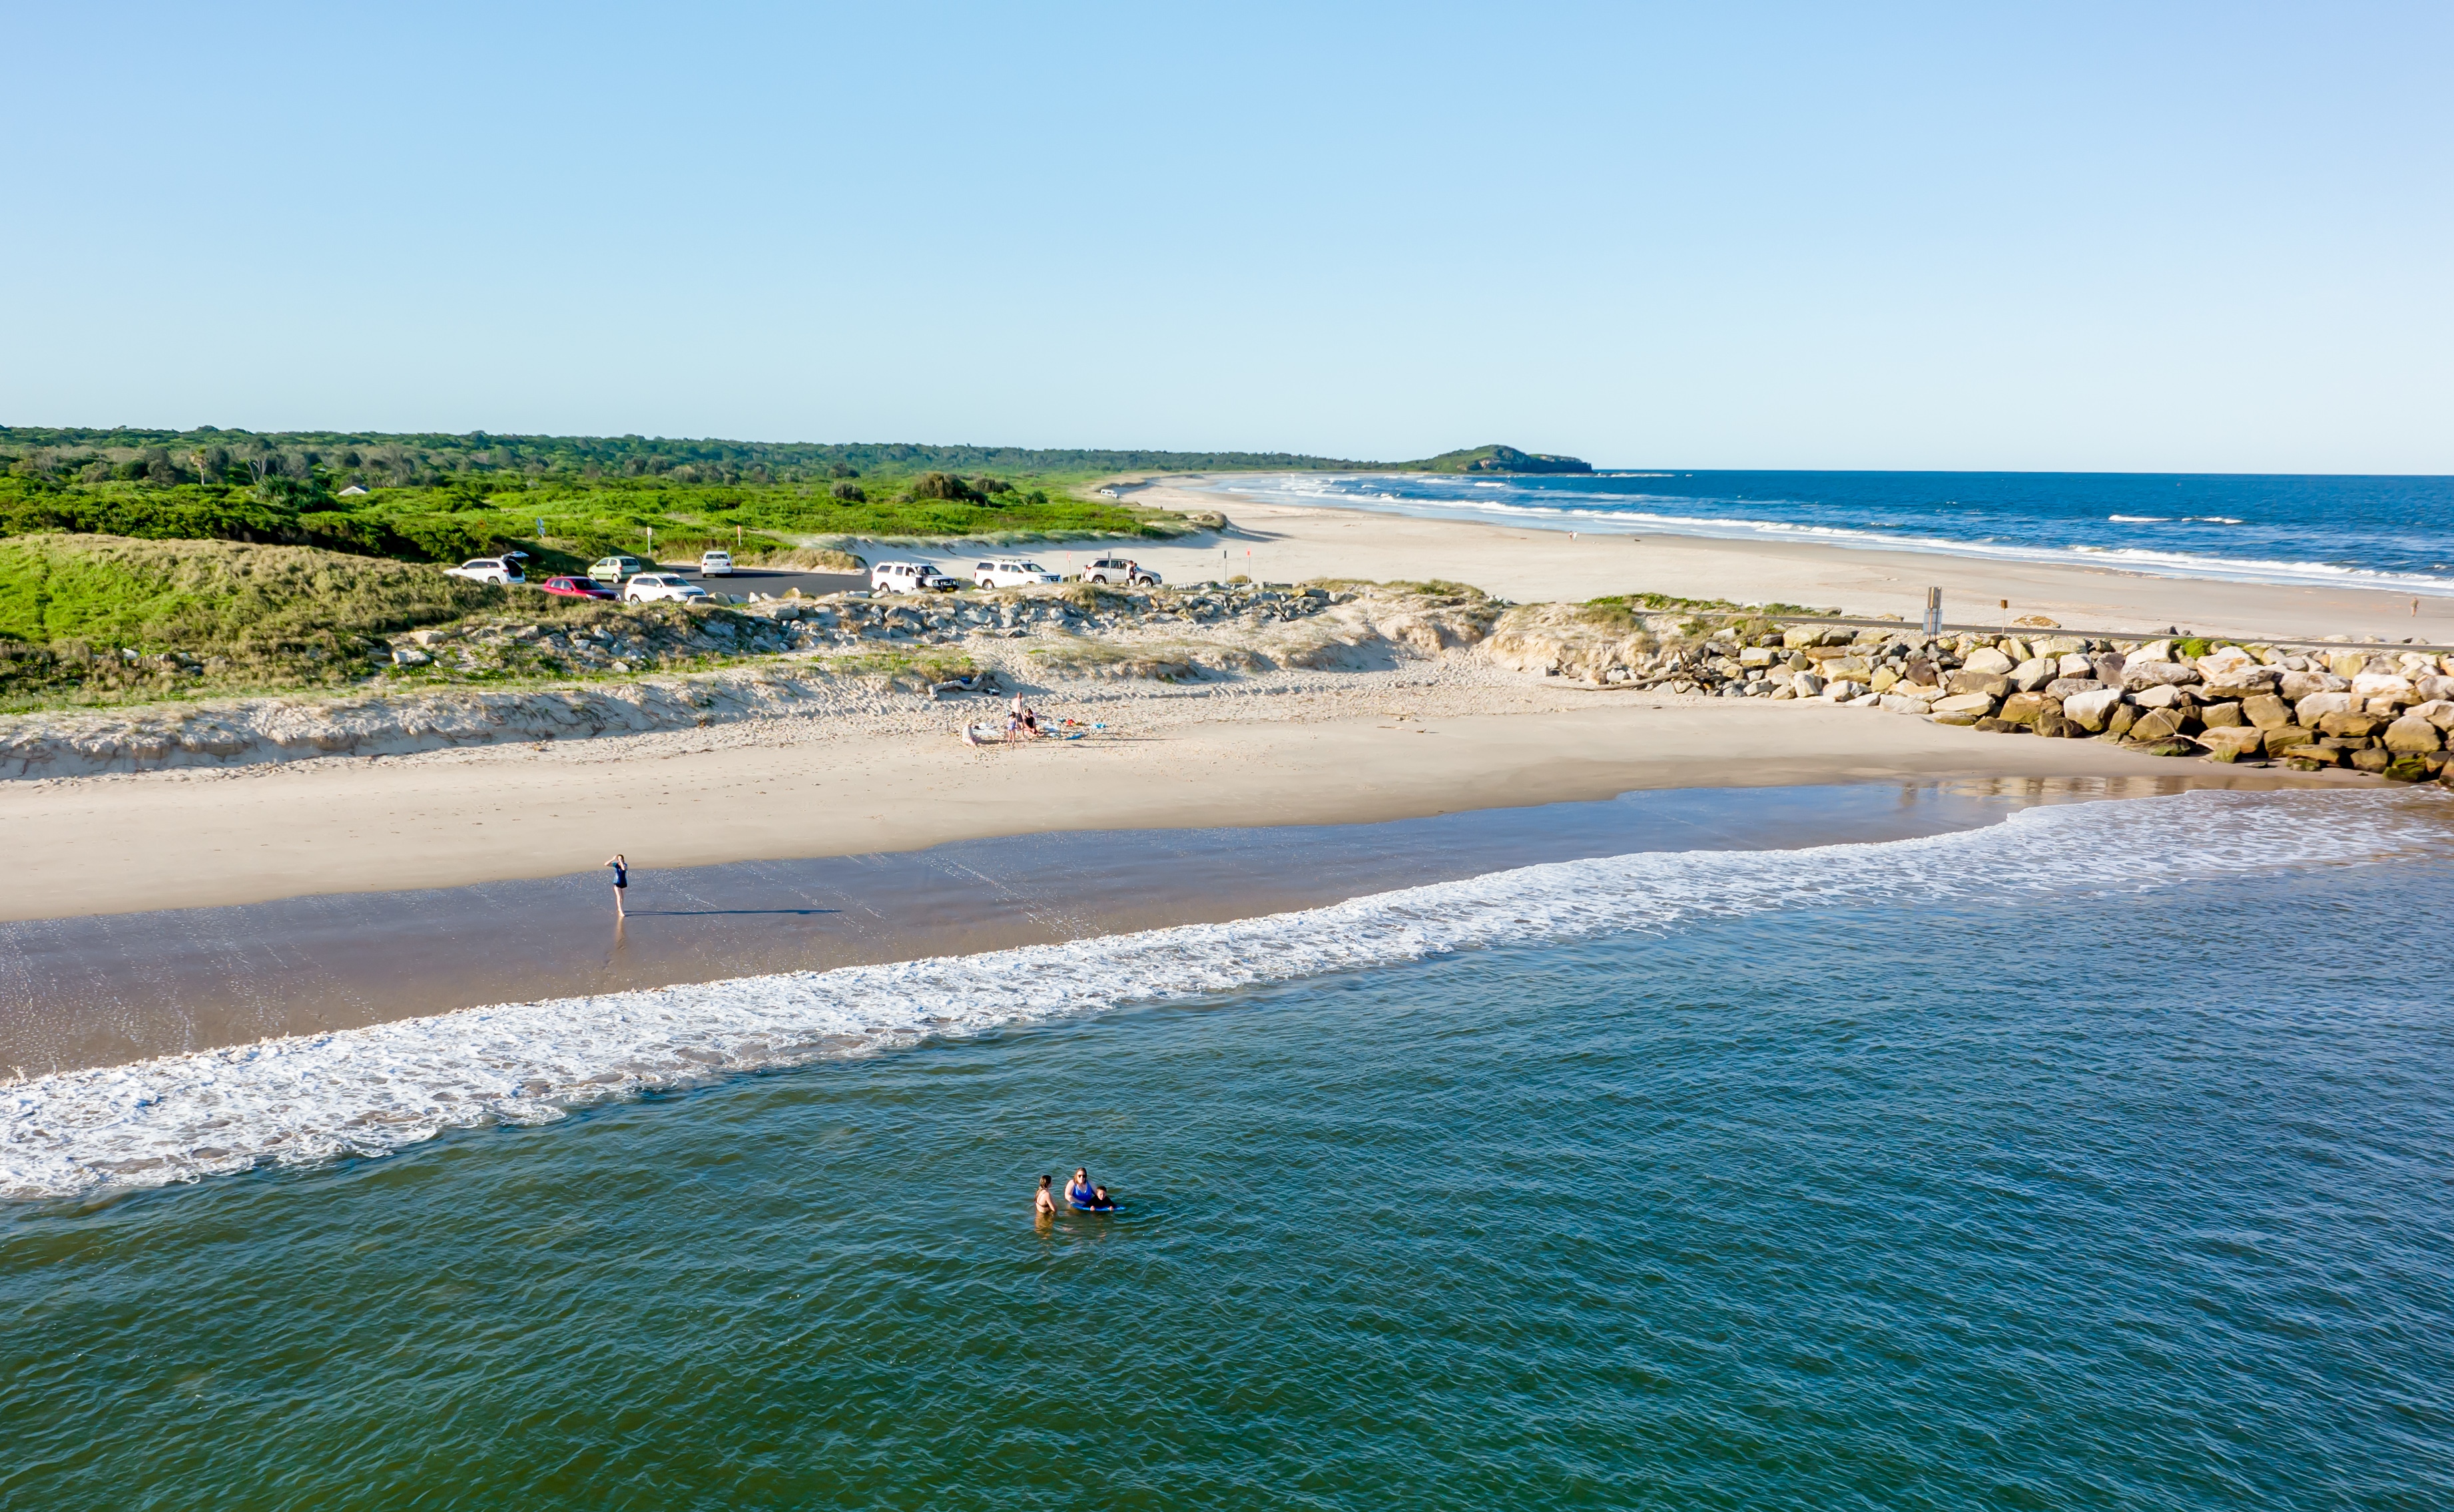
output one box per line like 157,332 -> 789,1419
0,427 -> 1384,492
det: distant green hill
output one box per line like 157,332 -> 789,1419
1394,444 -> 1593,475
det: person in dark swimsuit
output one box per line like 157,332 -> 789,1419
604,854 -> 629,918
1090,1184 -> 1117,1211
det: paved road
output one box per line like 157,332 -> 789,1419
671,565 -> 868,598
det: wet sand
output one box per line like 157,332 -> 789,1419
0,778 -> 2207,1077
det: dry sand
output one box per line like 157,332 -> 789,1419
1105,481 -> 2450,644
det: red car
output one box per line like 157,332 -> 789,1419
537,575 -> 616,600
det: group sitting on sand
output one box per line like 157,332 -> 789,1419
1036,1168 -> 1118,1215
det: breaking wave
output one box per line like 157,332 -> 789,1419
1,791 -> 2423,1200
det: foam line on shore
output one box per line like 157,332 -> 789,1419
0,790 -> 2421,1200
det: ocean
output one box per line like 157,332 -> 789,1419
1196,471 -> 2454,596
5,786 -> 2451,1507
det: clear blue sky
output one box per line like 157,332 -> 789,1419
6,2 -> 2448,471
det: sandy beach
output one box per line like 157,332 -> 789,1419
0,489 -> 2389,926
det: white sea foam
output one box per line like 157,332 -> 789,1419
1,792 -> 2421,1200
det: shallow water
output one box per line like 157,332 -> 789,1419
5,788 -> 2451,1508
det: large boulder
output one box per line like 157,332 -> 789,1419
2038,636 -> 2088,657
2063,688 -> 2125,731
2130,640 -> 2174,663
2418,676 -> 2454,703
2196,725 -> 2266,760
2129,707 -> 2187,744
2196,700 -> 2245,728
1963,646 -> 2015,674
2056,653 -> 2096,678
1932,691 -> 1999,717
2123,660 -> 2201,692
2046,677 -> 2108,698
2010,657 -> 2055,692
2194,645 -> 2260,683
2280,670 -> 2349,701
2351,672 -> 2416,704
1947,669 -> 2011,696
2260,726 -> 2318,755
2407,699 -> 2454,732
2202,670 -> 2282,700
2132,684 -> 2189,710
1879,692 -> 1933,714
2296,690 -> 2355,726
1998,691 -> 2050,726
2318,710 -> 2385,739
2385,716 -> 2444,753
1791,671 -> 1826,698
2090,652 -> 2128,684
2327,650 -> 2372,679
2350,748 -> 2395,774
2241,692 -> 2292,729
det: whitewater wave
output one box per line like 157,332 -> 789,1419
1,791 -> 2421,1201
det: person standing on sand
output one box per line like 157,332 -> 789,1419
605,854 -> 629,918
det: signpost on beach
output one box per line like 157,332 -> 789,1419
1924,588 -> 1941,638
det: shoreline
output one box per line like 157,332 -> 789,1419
1114,480 -> 2454,643
2,780 -> 2091,1076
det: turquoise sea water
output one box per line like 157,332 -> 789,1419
5,790 -> 2451,1508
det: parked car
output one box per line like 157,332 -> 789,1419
589,554 -> 652,583
870,560 -> 960,594
537,575 -> 615,600
699,551 -> 734,577
444,557 -> 525,585
973,557 -> 1062,589
1081,556 -> 1161,587
623,573 -> 709,604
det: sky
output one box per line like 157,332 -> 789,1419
4,2 -> 2449,472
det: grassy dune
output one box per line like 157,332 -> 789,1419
0,535 -> 529,709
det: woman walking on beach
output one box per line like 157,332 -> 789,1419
605,854 -> 629,919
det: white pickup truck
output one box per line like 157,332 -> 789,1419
444,557 -> 524,585
872,560 -> 960,594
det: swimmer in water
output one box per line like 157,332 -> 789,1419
1035,1174 -> 1058,1218
1091,1184 -> 1116,1210
1066,1168 -> 1094,1208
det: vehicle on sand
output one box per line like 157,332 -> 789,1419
1082,557 -> 1161,587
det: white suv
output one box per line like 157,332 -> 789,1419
973,557 -> 1062,589
623,573 -> 709,604
444,557 -> 524,585
1082,556 -> 1160,587
871,560 -> 959,594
